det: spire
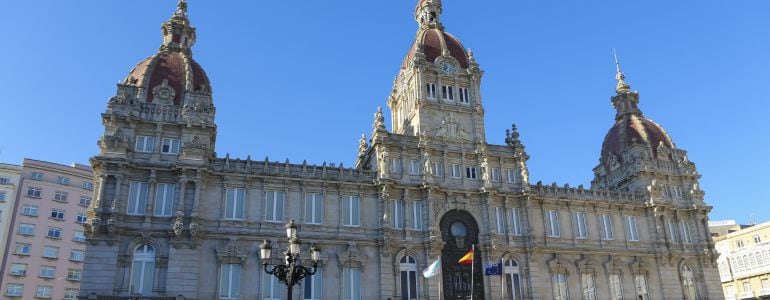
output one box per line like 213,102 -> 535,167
161,0 -> 196,52
174,0 -> 188,17
613,49 -> 631,94
415,0 -> 443,29
610,50 -> 642,120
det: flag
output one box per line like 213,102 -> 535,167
458,248 -> 474,264
423,257 -> 441,278
484,262 -> 502,276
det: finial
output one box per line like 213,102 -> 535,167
175,0 -> 188,17
613,48 -> 631,94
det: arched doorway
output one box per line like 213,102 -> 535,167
439,209 -> 484,299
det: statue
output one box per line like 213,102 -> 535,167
422,150 -> 432,175
378,149 -> 390,175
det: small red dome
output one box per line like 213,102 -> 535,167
403,29 -> 470,69
124,51 -> 211,105
601,114 -> 674,160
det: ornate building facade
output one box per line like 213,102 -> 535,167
80,1 -> 722,299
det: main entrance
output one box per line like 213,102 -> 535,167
439,210 -> 484,299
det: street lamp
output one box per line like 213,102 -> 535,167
260,219 -> 321,300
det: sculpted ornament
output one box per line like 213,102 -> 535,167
378,148 -> 390,176
373,107 -> 386,132
433,113 -> 470,142
357,134 -> 368,157
152,79 -> 176,104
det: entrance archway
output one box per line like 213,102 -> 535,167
439,209 -> 484,299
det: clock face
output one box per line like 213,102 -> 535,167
440,62 -> 457,75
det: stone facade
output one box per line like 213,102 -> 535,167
80,1 -> 722,299
712,220 -> 770,299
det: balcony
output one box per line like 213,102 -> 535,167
759,288 -> 770,296
740,291 -> 755,299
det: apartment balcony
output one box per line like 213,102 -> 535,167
740,291 -> 755,299
726,295 -> 738,300
759,288 -> 770,296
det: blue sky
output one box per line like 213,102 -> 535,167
0,1 -> 768,223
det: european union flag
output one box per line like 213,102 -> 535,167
484,262 -> 502,276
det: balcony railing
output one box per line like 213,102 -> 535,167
82,296 -> 183,300
759,288 -> 770,296
740,291 -> 755,299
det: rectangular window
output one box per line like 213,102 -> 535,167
343,267 -> 362,300
22,204 -> 39,216
743,281 -> 751,293
391,158 -> 402,173
161,138 -> 180,154
305,193 -> 324,225
82,181 -> 94,190
127,182 -> 149,215
412,201 -> 423,230
506,169 -> 518,183
154,183 -> 176,216
0,191 -> 6,202
635,275 -> 649,300
47,227 -> 62,239
73,230 -> 86,243
6,284 -> 23,296
36,286 -> 53,298
666,219 -> 678,243
265,191 -> 285,222
754,235 -> 762,243
510,208 -> 522,235
135,135 -> 156,153
552,273 -> 568,300
573,211 -> 587,239
31,172 -> 43,180
394,199 -> 405,229
426,83 -> 437,99
680,220 -> 692,244
50,208 -> 65,220
432,162 -> 444,177
219,263 -> 241,299
262,272 -> 282,300
43,246 -> 59,258
304,267 -> 323,300
224,188 -> 246,220
343,195 -> 360,226
54,191 -> 68,202
609,274 -> 623,300
459,87 -> 470,103
441,85 -> 455,100
76,213 -> 88,224
626,216 -> 639,241
491,168 -> 501,182
79,196 -> 92,207
57,176 -> 70,185
582,273 -> 597,300
15,243 -> 31,255
27,186 -> 42,198
547,210 -> 560,237
601,214 -> 615,240
673,186 -> 683,198
761,278 -> 770,290
39,266 -> 56,278
737,240 -> 744,248
0,177 -> 8,184
409,160 -> 420,175
662,184 -> 670,197
64,288 -> 79,300
70,250 -> 85,262
19,223 -> 35,235
465,166 -> 477,179
66,268 -> 82,281
10,263 -> 27,276
495,207 -> 506,234
451,164 -> 461,178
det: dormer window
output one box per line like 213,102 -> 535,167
426,83 -> 437,99
442,85 -> 455,101
459,88 -> 470,104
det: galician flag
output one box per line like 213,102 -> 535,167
458,248 -> 474,264
423,257 -> 442,278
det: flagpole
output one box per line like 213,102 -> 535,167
470,244 -> 474,300
438,255 -> 443,300
500,257 -> 504,300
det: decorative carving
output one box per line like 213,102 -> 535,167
216,238 -> 248,264
172,211 -> 184,237
357,133 -> 368,158
432,113 -> 470,142
189,217 -> 199,238
181,135 -> 207,159
100,128 -> 130,151
152,79 -> 176,104
373,107 -> 386,132
377,148 -> 390,177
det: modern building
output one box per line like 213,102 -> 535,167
80,1 -> 722,299
1,159 -> 93,299
0,163 -> 22,269
712,220 -> 770,299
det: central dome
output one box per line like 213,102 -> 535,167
124,52 -> 211,105
403,29 -> 470,69
601,114 -> 674,161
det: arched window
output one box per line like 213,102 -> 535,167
399,256 -> 418,300
681,265 -> 697,300
503,259 -> 523,300
130,245 -> 155,295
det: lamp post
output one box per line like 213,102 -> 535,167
260,219 -> 321,300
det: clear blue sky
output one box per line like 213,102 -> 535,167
0,1 -> 768,223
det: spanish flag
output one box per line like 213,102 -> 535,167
458,248 -> 474,264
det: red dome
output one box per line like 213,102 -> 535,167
601,114 -> 674,160
124,51 -> 211,105
403,29 -> 470,69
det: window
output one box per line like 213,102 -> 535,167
495,207 -> 506,234
39,265 -> 56,278
64,288 -> 79,300
661,184 -> 670,197
67,268 -> 82,281
441,85 -> 455,100
343,267 -> 362,300
581,273 -> 597,300
504,259 -> 523,300
57,176 -> 70,185
465,166 -> 477,179
54,191 -> 68,202
82,181 -> 94,190
223,188 -> 246,220
391,158 -> 402,173
754,235 -> 762,244
304,267 -> 323,300
43,246 -> 59,258
21,204 -> 39,216
135,135 -> 156,153
399,256 -> 418,300
491,168 -> 501,182
6,284 -> 23,296
409,160 -> 420,175
547,210 -> 560,237
761,278 -> 769,290
451,164 -> 461,178
552,273 -> 568,300
666,219 -> 678,243
76,213 -> 88,224
737,240 -> 744,248
265,191 -> 284,222
50,208 -> 65,220
73,230 -> 86,243
609,273 -> 623,300
16,243 -> 31,255
743,281 -> 752,294
393,199 -> 405,229
0,191 -> 6,201
19,223 -> 35,235
573,212 -> 587,239
459,87 -> 470,103
10,263 -> 27,276
27,186 -> 42,197
127,182 -> 149,215
680,220 -> 692,244
161,138 -> 180,154
305,193 -> 323,224
219,263 -> 241,299
432,162 -> 444,177
47,227 -> 62,239
36,285 -> 53,298
130,245 -> 156,295
343,196 -> 360,226
426,83 -> 437,99
626,215 -> 639,241
262,272 -> 282,300
70,250 -> 85,262
0,177 -> 8,183
154,183 -> 175,217
412,201 -> 423,230
31,172 -> 43,180
80,196 -> 92,207
510,208 -> 522,235
635,274 -> 650,300
601,214 -> 614,240
681,265 -> 697,300
673,186 -> 683,198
